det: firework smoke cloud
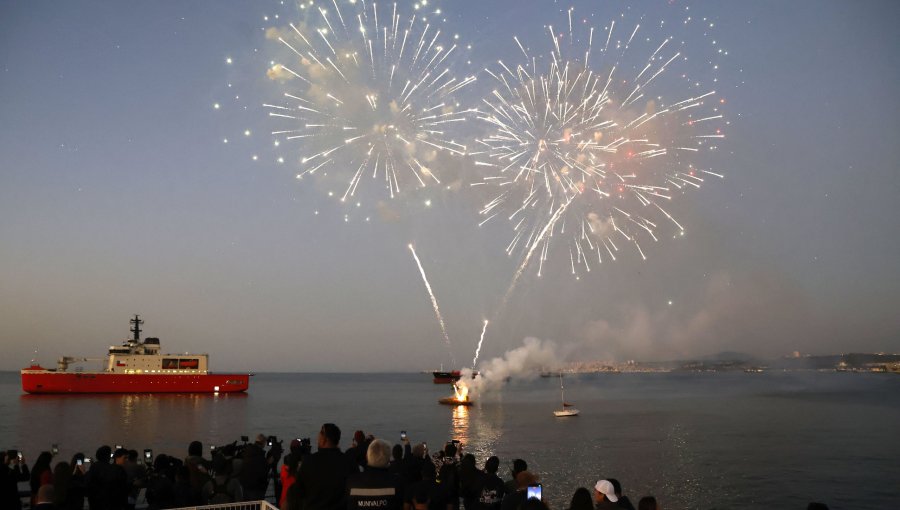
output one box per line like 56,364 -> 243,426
460,337 -> 560,400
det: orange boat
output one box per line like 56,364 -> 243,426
21,315 -> 250,394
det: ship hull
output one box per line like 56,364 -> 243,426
21,370 -> 249,394
432,370 -> 478,384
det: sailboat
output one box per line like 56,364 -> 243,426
553,373 -> 579,417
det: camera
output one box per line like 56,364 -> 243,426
241,435 -> 249,443
400,431 -> 407,441
144,449 -> 153,461
451,440 -> 460,445
526,484 -> 542,501
16,451 -> 23,460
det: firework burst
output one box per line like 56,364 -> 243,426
264,0 -> 476,207
471,8 -> 726,278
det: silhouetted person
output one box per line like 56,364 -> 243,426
593,480 -> 618,510
475,456 -> 505,510
30,451 -> 54,504
567,488 -> 593,510
287,423 -> 356,510
500,471 -> 537,510
607,479 -> 634,510
636,496 -> 658,510
403,460 -> 447,510
347,439 -> 405,510
240,436 -> 268,501
459,454 -> 483,510
1,450 -> 30,510
144,455 -> 176,510
86,446 -> 128,510
504,459 -> 526,495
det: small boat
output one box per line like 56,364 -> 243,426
438,383 -> 473,406
438,396 -> 473,406
553,373 -> 579,417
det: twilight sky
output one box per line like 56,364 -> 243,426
1,0 -> 898,372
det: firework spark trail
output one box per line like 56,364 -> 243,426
471,9 -> 726,279
265,1 -> 476,209
472,319 -> 489,368
408,244 -> 455,366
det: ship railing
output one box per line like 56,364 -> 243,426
164,502 -> 278,510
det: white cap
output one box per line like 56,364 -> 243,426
594,480 -> 618,503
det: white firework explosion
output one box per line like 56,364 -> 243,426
265,0 -> 476,206
472,9 -> 726,279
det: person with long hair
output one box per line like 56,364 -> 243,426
65,452 -> 90,510
29,451 -> 53,505
52,461 -> 74,509
637,496 -> 659,510
567,487 -> 593,510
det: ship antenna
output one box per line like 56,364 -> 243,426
130,314 -> 143,342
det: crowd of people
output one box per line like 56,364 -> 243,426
3,425 -> 831,510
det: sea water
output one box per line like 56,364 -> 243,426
1,371 -> 898,509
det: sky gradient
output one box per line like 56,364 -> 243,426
1,0 -> 899,372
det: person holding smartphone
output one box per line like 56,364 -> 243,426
2,450 -> 31,510
499,470 -> 538,510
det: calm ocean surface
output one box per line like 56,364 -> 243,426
1,371 -> 898,509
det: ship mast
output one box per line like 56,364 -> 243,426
130,314 -> 143,343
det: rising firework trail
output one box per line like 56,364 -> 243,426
471,8 -> 726,278
472,319 -> 489,367
408,244 -> 455,365
265,0 -> 476,208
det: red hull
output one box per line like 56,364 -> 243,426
21,369 -> 249,394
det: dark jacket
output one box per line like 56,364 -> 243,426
403,478 -> 447,510
500,490 -> 526,510
239,444 -> 269,499
616,496 -> 635,510
291,447 -> 357,510
346,467 -> 404,510
475,473 -> 505,510
85,461 -> 129,510
1,462 -> 30,510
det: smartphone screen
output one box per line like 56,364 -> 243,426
400,431 -> 407,440
77,459 -> 83,466
526,484 -> 542,501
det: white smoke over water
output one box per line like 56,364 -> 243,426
459,337 -> 561,401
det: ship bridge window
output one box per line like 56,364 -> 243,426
178,359 -> 200,369
162,359 -> 179,369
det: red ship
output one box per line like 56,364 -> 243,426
432,368 -> 478,384
21,315 -> 250,394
